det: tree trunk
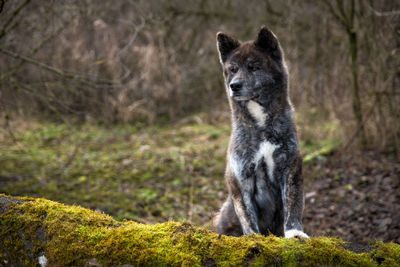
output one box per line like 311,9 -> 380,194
1,194 -> 399,266
348,28 -> 367,149
325,0 -> 368,149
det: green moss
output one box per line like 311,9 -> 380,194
372,242 -> 400,267
1,194 -> 399,266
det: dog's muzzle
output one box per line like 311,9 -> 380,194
229,81 -> 256,101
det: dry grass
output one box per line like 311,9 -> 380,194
0,0 -> 398,154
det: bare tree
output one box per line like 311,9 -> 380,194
0,0 -> 398,153
324,0 -> 367,149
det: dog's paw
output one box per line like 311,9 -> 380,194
284,229 -> 309,239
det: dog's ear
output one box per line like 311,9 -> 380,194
216,32 -> 240,64
254,26 -> 282,59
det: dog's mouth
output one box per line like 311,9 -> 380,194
232,95 -> 252,101
231,92 -> 260,102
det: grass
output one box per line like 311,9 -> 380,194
0,117 -> 340,225
0,120 -> 229,225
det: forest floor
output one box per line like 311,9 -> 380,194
303,150 -> 400,244
0,119 -> 398,245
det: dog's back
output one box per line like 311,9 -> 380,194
214,27 -> 308,238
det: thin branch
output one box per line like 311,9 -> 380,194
0,0 -> 6,13
367,4 -> 400,17
16,82 -> 84,115
0,106 -> 18,143
1,26 -> 65,81
349,0 -> 355,26
0,47 -> 66,75
336,0 -> 350,27
340,97 -> 377,152
0,0 -> 31,39
0,47 -> 121,86
117,17 -> 145,57
323,0 -> 348,29
167,6 -> 238,19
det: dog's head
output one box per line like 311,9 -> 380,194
216,27 -> 288,104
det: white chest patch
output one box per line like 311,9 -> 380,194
230,141 -> 279,182
247,101 -> 267,127
254,141 -> 279,182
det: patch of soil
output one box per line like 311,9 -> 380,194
303,151 -> 400,244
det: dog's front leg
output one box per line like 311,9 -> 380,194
283,155 -> 309,238
228,169 -> 260,235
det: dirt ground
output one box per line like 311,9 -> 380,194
302,150 -> 400,244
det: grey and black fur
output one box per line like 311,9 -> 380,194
214,26 -> 308,238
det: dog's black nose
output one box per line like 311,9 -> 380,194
230,81 -> 242,92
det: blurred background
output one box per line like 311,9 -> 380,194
0,0 -> 399,244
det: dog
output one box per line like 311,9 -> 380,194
214,26 -> 308,239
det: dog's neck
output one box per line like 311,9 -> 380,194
230,98 -> 291,128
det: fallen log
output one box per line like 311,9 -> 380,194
0,194 -> 399,266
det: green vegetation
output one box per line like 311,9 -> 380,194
1,194 -> 399,266
302,139 -> 342,163
0,120 -> 339,226
0,121 -> 230,224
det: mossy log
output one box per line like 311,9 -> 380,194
0,194 -> 399,266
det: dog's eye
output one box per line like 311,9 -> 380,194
229,66 -> 238,73
248,64 -> 259,72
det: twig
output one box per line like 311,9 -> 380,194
15,82 -> 84,115
1,26 -> 65,81
62,144 -> 80,170
0,0 -> 31,39
0,0 -> 6,13
340,96 -> 378,153
322,0 -> 348,29
367,4 -> 400,17
117,17 -> 145,57
1,111 -> 17,143
167,6 -> 238,19
0,47 -> 120,86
